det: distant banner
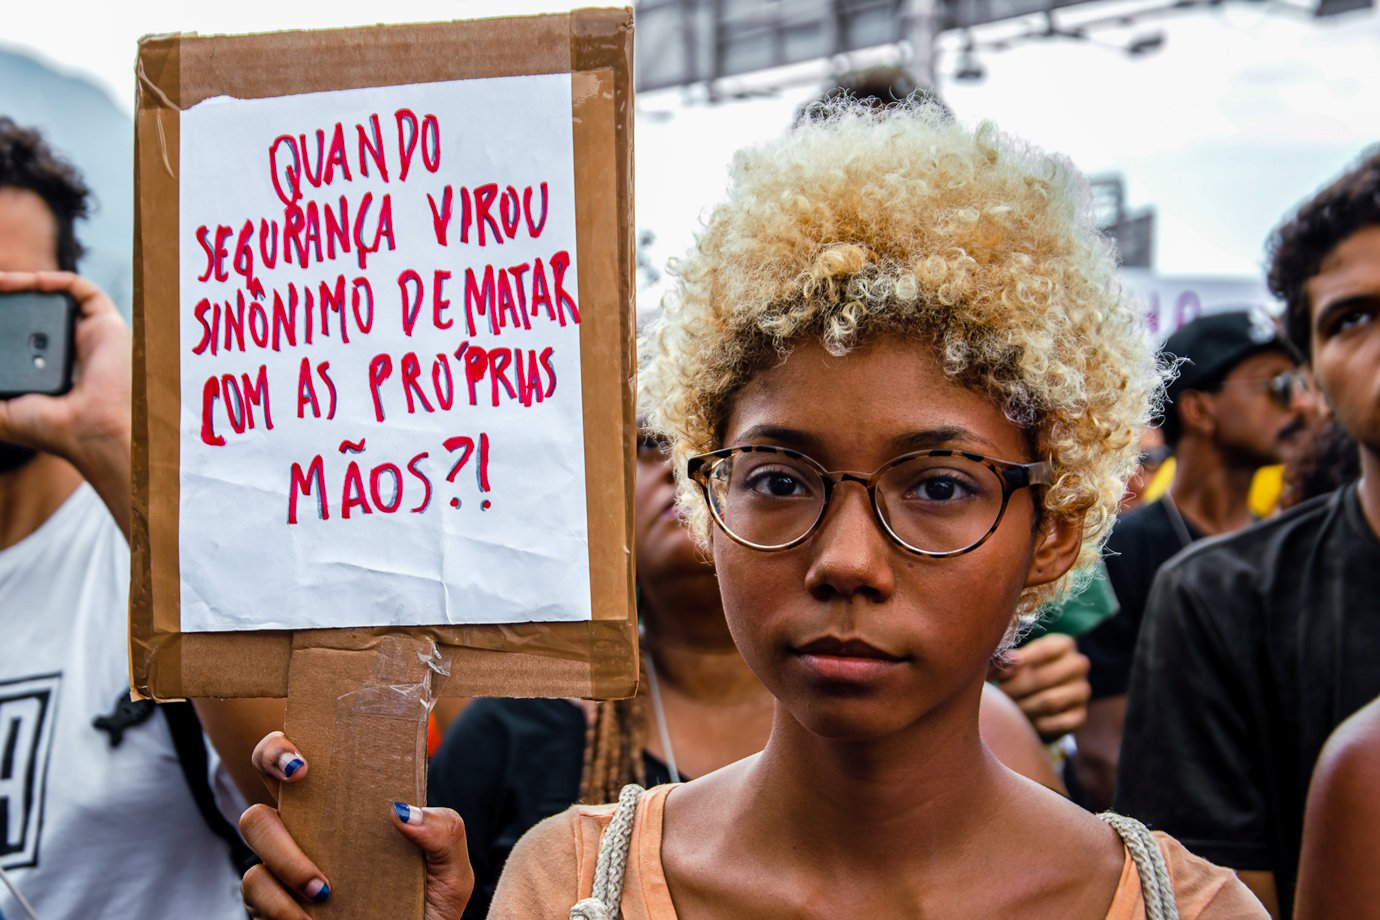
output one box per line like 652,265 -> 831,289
1120,269 -> 1273,341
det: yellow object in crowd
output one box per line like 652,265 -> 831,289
1141,458 -> 1285,519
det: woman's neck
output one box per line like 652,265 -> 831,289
742,685 -> 1006,863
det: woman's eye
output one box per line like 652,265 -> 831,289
744,469 -> 810,498
906,474 -> 976,502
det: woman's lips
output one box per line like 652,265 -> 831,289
792,637 -> 907,681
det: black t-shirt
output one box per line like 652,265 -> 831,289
428,697 -> 677,919
1115,484 -> 1380,918
1079,499 -> 1203,698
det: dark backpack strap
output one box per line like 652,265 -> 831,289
161,701 -> 260,877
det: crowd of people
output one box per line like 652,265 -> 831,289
1,70 -> 1377,920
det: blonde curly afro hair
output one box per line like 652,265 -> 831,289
640,100 -> 1162,617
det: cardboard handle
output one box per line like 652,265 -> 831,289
279,637 -> 433,918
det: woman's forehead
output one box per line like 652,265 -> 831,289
720,337 -> 1030,463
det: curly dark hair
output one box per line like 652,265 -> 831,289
0,118 -> 90,271
1266,148 -> 1380,358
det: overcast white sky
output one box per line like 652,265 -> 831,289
4,0 -> 1378,290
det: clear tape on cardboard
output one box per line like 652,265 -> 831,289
318,635 -> 449,852
337,635 -> 451,721
135,52 -> 177,179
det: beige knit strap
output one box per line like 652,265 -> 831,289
1098,812 -> 1179,920
571,784 -> 646,920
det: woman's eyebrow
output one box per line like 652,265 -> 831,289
732,424 -> 824,452
731,424 -> 1002,454
892,427 -> 1002,453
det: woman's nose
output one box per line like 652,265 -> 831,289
802,482 -> 897,601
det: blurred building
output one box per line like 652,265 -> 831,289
0,47 -> 133,318
634,0 -> 1374,95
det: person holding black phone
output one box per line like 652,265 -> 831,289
0,119 -> 249,919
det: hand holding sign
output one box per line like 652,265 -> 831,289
240,732 -> 473,918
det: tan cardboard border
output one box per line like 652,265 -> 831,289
130,9 -> 638,702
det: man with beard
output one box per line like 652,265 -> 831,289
0,119 -> 246,917
1116,149 -> 1380,918
1071,310 -> 1305,810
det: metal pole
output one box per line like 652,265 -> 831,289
903,0 -> 938,90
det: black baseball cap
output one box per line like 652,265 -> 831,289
1163,309 -> 1294,405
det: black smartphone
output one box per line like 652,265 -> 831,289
0,290 -> 77,398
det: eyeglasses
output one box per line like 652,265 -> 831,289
1216,369 -> 1310,411
686,446 -> 1054,558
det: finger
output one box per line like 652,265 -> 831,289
992,664 -> 1043,700
390,803 -> 474,913
240,804 -> 331,904
998,647 -> 1089,700
1013,633 -> 1076,667
251,731 -> 308,800
0,269 -> 103,305
1019,681 -> 1092,720
241,864 -> 313,920
1004,661 -> 1088,701
1029,642 -> 1091,681
1033,708 -> 1087,740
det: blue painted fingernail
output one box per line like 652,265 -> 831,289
305,879 -> 330,902
393,801 -> 424,825
275,751 -> 305,778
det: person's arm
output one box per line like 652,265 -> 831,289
1293,699 -> 1380,920
194,698 -> 288,807
0,271 -> 131,536
239,732 -> 472,919
989,633 -> 1091,741
979,682 -> 1065,793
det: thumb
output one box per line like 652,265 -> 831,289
391,803 -> 474,919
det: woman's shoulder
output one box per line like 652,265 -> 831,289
1108,831 -> 1267,919
487,802 -> 605,918
997,786 -> 1262,918
489,786 -> 676,920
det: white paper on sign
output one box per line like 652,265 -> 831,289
176,74 -> 592,631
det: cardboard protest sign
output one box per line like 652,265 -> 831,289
131,11 -> 636,916
130,10 -> 637,704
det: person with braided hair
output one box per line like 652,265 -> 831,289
238,101 -> 1263,919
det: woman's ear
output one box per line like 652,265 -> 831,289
1025,514 -> 1084,589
